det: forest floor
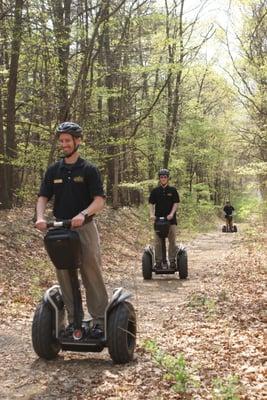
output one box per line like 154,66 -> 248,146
0,207 -> 266,400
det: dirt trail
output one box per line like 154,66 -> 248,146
136,230 -> 238,336
0,226 -> 265,400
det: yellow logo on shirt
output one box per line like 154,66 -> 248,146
53,179 -> 63,184
73,176 -> 84,183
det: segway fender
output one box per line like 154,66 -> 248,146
144,245 -> 155,265
44,285 -> 64,308
43,285 -> 65,338
176,243 -> 186,254
107,287 -> 132,312
104,287 -> 133,341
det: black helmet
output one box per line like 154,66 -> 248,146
56,122 -> 82,138
158,168 -> 170,177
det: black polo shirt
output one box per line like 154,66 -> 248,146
38,157 -> 105,219
149,185 -> 180,225
223,205 -> 235,215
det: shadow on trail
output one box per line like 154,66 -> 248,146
30,353 -> 113,368
28,352 -> 138,400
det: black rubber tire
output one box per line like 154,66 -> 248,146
32,301 -> 61,360
107,302 -> 136,364
233,225 -> 237,232
222,225 -> 226,232
177,250 -> 188,279
142,251 -> 152,280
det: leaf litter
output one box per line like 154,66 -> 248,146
0,207 -> 266,399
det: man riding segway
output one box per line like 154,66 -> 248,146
35,122 -> 109,337
223,200 -> 237,232
33,122 -> 136,363
149,168 -> 180,270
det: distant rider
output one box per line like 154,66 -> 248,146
223,200 -> 235,231
149,169 -> 180,269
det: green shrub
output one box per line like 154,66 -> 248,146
212,375 -> 241,400
231,194 -> 261,222
143,340 -> 199,393
179,193 -> 217,232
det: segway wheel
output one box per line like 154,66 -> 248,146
177,250 -> 188,279
142,251 -> 152,280
222,225 -> 226,232
32,301 -> 61,360
233,225 -> 237,232
107,302 -> 136,364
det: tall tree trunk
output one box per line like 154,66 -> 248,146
47,0 -> 72,166
0,61 -> 9,208
5,0 -> 24,208
0,0 -> 9,208
163,0 -> 184,168
102,0 -> 120,207
51,0 -> 71,122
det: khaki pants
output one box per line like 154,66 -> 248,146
225,215 -> 233,229
56,220 -> 108,325
154,224 -> 177,263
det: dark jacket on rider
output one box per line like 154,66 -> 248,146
149,185 -> 180,225
223,205 -> 235,216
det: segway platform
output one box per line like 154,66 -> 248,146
154,266 -> 176,274
58,318 -> 105,352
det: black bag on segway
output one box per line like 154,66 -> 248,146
44,228 -> 82,270
154,218 -> 170,238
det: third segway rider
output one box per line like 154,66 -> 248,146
223,200 -> 235,231
149,169 -> 180,269
35,122 -> 108,337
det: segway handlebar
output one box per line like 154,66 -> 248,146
46,220 -> 72,229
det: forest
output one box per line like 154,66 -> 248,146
0,1 -> 266,399
0,0 -> 266,223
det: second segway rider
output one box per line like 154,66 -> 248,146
35,122 -> 108,337
149,169 -> 180,269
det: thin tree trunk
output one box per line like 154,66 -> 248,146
5,0 -> 24,207
0,65 -> 9,208
163,0 -> 184,168
47,0 -> 72,167
102,0 -> 119,207
0,0 -> 9,208
52,0 -> 71,121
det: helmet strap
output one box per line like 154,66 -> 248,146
64,144 -> 79,159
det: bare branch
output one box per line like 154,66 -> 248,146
128,73 -> 173,139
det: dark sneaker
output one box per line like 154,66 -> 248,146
169,260 -> 176,269
90,324 -> 104,339
60,323 -> 75,338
